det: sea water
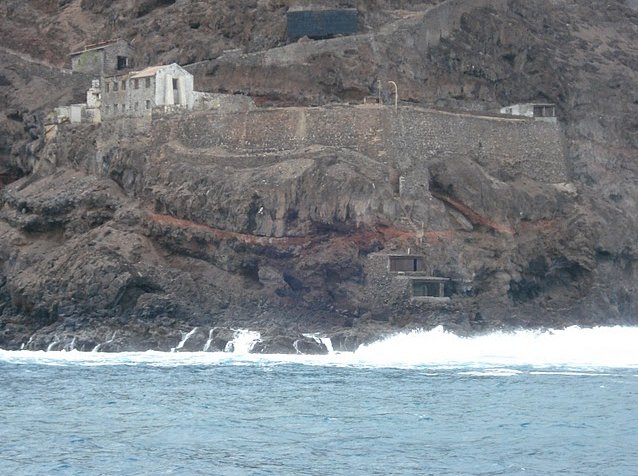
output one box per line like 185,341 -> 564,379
1,326 -> 637,475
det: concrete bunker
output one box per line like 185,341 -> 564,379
500,103 -> 557,123
366,253 -> 454,304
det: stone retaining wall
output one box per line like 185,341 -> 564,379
153,104 -> 567,184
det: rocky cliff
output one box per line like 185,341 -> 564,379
1,0 -> 637,352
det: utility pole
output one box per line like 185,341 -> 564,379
388,80 -> 398,112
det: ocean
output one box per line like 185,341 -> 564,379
1,326 -> 637,475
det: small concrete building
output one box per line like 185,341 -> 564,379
287,4 -> 358,41
70,39 -> 134,76
500,103 -> 557,123
101,63 -> 194,118
385,255 -> 449,299
364,252 -> 453,306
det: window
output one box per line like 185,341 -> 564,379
122,104 -> 126,112
145,77 -> 151,88
389,256 -> 424,272
134,79 -> 139,89
105,82 -> 110,93
105,105 -> 110,114
117,56 -> 128,70
113,81 -> 118,92
114,104 -> 118,112
134,102 -> 139,111
145,100 -> 150,109
122,80 -> 126,91
172,78 -> 180,104
412,280 -> 445,298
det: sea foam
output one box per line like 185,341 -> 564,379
1,326 -> 637,369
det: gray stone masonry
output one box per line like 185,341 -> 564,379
156,104 -> 567,184
101,64 -> 194,119
70,39 -> 134,76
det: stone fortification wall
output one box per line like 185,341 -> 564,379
157,104 -> 567,183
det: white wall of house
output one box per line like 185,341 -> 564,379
500,103 -> 557,123
500,104 -> 534,117
153,64 -> 194,109
70,104 -> 84,124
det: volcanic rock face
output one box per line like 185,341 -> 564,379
0,0 -> 637,351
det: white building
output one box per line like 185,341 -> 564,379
500,103 -> 557,123
52,62 -> 255,124
101,63 -> 195,118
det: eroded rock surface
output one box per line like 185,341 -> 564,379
1,0 -> 637,351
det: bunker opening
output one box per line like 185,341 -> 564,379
389,255 -> 425,273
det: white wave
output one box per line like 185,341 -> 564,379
92,332 -> 117,353
1,326 -> 637,370
302,333 -> 335,354
224,329 -> 261,354
352,326 -> 638,369
202,329 -> 214,352
172,327 -> 198,352
458,369 -> 523,377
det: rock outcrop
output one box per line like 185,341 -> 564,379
1,0 -> 637,351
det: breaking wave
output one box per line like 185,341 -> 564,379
1,326 -> 637,370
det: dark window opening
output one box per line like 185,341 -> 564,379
172,78 -> 180,104
145,77 -> 151,88
412,281 -> 445,298
117,56 -> 129,70
122,80 -> 126,90
389,256 -> 424,272
134,79 -> 139,89
113,81 -> 118,92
